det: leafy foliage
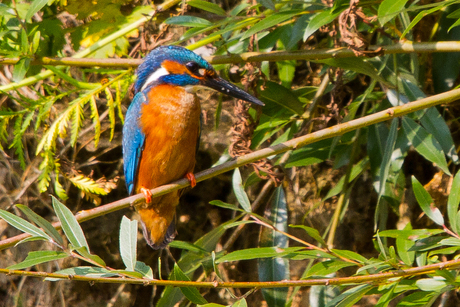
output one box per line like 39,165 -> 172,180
2,0 -> 460,306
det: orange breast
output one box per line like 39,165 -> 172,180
136,84 -> 201,194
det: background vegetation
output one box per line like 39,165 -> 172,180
2,0 -> 460,306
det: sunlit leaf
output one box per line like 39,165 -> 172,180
187,0 -> 226,16
7,251 -> 68,270
378,0 -> 408,26
172,264 -> 207,305
52,196 -> 89,250
232,168 -> 251,212
448,171 -> 460,233
241,10 -> 303,40
165,16 -> 211,27
16,204 -> 63,245
120,216 -> 137,271
0,209 -> 50,242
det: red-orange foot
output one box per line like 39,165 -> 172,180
186,172 -> 197,188
140,187 -> 152,203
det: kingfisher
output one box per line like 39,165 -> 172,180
122,45 -> 264,249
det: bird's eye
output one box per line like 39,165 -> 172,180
186,62 -> 203,76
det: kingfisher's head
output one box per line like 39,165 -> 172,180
135,45 -> 264,106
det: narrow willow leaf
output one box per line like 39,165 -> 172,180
242,10 -> 303,40
375,119 -> 398,229
310,283 -> 341,307
120,216 -> 137,271
396,224 -> 415,266
304,9 -> 342,41
326,284 -> 374,307
420,108 -> 458,164
187,0 -> 226,15
416,278 -> 449,292
52,196 -> 89,250
16,204 -> 63,245
232,168 -> 251,212
135,261 -> 153,279
209,200 -> 244,212
290,224 -> 326,246
232,299 -> 248,307
259,187 -> 289,307
0,209 -> 50,241
216,247 -> 304,263
172,264 -> 208,305
330,249 -> 368,264
25,0 -> 48,20
74,246 -> 106,267
411,176 -> 444,226
12,58 -> 30,83
46,266 -> 117,281
306,260 -> 356,278
378,0 -> 408,26
168,240 -> 207,253
402,117 -> 450,175
448,171 -> 460,233
400,5 -> 445,39
165,16 -> 211,27
8,251 -> 68,270
258,80 -> 304,115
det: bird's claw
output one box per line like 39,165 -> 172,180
140,187 -> 152,203
186,172 -> 197,188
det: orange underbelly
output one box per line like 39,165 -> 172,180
135,84 -> 201,194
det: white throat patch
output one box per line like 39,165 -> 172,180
140,67 -> 169,92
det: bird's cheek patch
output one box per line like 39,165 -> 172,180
162,60 -> 189,75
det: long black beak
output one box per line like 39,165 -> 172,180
203,77 -> 265,106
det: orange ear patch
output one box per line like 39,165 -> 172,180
162,60 -> 188,75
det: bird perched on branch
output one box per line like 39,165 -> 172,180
122,45 -> 264,249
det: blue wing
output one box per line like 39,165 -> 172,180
122,92 -> 147,195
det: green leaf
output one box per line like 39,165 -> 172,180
135,261 -> 154,279
241,10 -> 303,40
290,224 -> 326,246
172,264 -> 207,305
232,298 -> 248,307
420,108 -> 458,164
396,290 -> 441,306
396,223 -> 415,266
169,240 -> 208,253
216,247 -> 304,263
257,0 -> 275,10
7,251 -> 68,270
400,5 -> 445,39
416,278 -> 449,292
330,249 -> 368,264
119,216 -> 137,271
25,0 -> 49,21
52,196 -> 89,251
232,168 -> 252,212
12,58 -> 30,83
304,9 -> 342,41
257,80 -> 304,115
378,0 -> 408,26
326,284 -> 374,307
187,0 -> 226,16
411,176 -> 444,226
259,187 -> 289,307
209,200 -> 244,212
47,267 -> 117,281
0,209 -> 50,241
317,57 -> 387,84
448,171 -> 460,233
165,16 -> 212,27
15,204 -> 63,245
402,117 -> 450,175
375,119 -> 399,230
323,158 -> 369,200
306,260 -> 356,278
74,246 -> 106,267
